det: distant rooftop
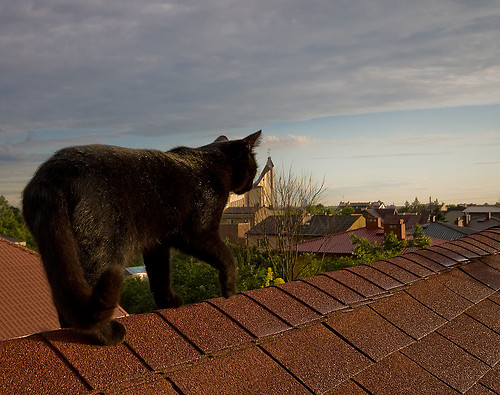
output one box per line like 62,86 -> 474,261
407,221 -> 476,241
464,206 -> 500,214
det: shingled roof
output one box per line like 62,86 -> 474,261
0,237 -> 127,342
1,228 -> 500,393
0,237 -> 60,340
296,226 -> 447,255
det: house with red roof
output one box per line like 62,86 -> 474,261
296,217 -> 447,257
247,214 -> 366,250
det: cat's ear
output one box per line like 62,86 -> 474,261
214,136 -> 229,143
242,130 -> 262,150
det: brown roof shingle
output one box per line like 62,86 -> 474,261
0,237 -> 60,340
0,236 -> 127,342
1,228 -> 500,393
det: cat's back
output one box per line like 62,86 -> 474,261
29,144 -> 175,181
24,144 -> 210,204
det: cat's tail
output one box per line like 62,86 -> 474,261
22,183 -> 125,345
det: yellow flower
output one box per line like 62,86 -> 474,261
273,277 -> 285,285
264,267 -> 274,288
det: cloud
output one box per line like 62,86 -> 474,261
475,161 -> 500,165
262,134 -> 320,148
0,143 -> 26,162
1,0 -> 500,139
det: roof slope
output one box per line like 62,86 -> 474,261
296,226 -> 447,255
0,237 -> 127,341
0,237 -> 60,340
407,221 -> 476,241
302,214 -> 364,237
1,228 -> 500,394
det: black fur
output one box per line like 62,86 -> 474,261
22,131 -> 261,345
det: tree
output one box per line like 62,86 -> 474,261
407,224 -> 432,249
430,199 -> 446,221
339,206 -> 355,216
350,233 -> 405,262
262,167 -> 326,282
0,196 -> 36,249
399,200 -> 411,213
411,197 -> 424,214
307,204 -> 334,215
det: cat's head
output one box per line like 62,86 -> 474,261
207,131 -> 262,195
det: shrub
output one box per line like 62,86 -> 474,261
120,276 -> 156,314
120,244 -> 268,313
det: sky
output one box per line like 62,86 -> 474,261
1,0 -> 500,207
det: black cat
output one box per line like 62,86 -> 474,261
23,131 -> 261,345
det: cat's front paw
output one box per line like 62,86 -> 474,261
222,285 -> 237,299
154,291 -> 184,309
169,293 -> 184,308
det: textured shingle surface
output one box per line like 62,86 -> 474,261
1,228 -> 500,394
0,238 -> 60,340
0,237 -> 127,342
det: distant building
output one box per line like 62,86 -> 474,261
302,214 -> 366,238
462,206 -> 500,228
246,214 -> 366,250
0,235 -> 26,246
295,217 -> 446,256
219,222 -> 251,246
338,201 -> 386,213
221,157 -> 275,245
225,157 -> 274,208
383,213 -> 429,229
363,208 -> 397,225
124,265 -> 148,280
463,205 -> 500,219
220,206 -> 273,228
246,214 -> 310,250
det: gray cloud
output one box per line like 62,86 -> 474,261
0,143 -> 26,162
1,0 -> 500,139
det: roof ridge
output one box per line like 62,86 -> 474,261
0,236 -> 39,257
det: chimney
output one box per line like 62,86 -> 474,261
464,214 -> 471,227
366,217 -> 381,229
456,217 -> 463,227
384,219 -> 405,240
486,212 -> 492,220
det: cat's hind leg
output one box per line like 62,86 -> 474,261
185,231 -> 237,298
144,245 -> 183,308
79,264 -> 126,346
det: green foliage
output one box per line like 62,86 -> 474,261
307,204 -> 334,215
0,195 -> 36,249
297,227 -> 432,278
407,224 -> 432,249
120,276 -> 156,314
399,197 -> 424,214
351,233 -> 404,263
229,244 -> 269,292
339,206 -> 355,216
171,245 -> 269,304
120,244 -> 269,313
171,251 -> 221,305
430,199 -> 446,221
